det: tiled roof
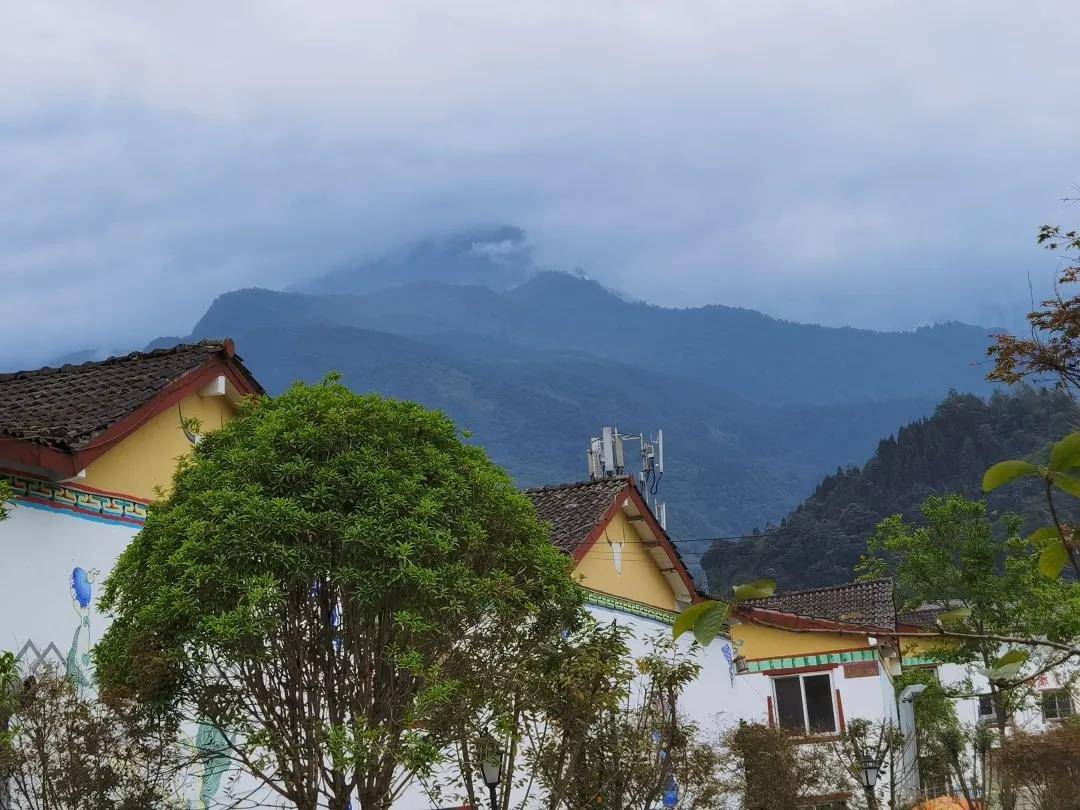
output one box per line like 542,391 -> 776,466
0,340 -> 258,453
741,578 -> 897,630
523,477 -> 630,553
898,608 -> 945,629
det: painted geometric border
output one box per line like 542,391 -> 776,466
3,471 -> 147,525
747,647 -> 877,673
585,590 -> 680,626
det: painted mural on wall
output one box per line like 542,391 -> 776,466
66,565 -> 97,690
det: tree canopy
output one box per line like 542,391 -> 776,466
95,376 -> 582,810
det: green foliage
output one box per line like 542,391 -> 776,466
0,479 -> 10,524
860,495 -> 1079,674
671,578 -> 774,647
705,387 -> 1079,591
894,669 -> 980,803
0,670 -> 188,808
983,430 -> 1080,580
721,722 -> 834,809
527,632 -> 718,810
983,459 -> 1039,491
94,377 -> 582,809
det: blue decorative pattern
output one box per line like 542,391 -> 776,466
2,471 -> 147,524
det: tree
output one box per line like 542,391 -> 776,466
995,723 -> 1080,810
0,669 -> 188,809
830,718 -> 902,810
424,622 -> 725,810
859,494 -> 1080,809
893,670 -> 982,805
988,224 -> 1080,397
94,377 -> 583,810
528,632 -> 721,810
720,722 -> 834,809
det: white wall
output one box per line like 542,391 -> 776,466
0,502 -> 135,675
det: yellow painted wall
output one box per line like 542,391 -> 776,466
573,510 -> 680,612
733,621 -> 873,660
899,635 -> 958,659
82,393 -> 234,501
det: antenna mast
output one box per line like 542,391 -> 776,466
586,426 -> 666,528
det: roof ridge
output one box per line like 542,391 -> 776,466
0,340 -> 227,381
752,578 -> 893,600
521,476 -> 631,494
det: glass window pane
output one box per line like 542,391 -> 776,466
774,676 -> 805,732
803,674 -> 836,733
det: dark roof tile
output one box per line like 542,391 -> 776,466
523,477 -> 630,553
0,340 -> 258,452
742,578 -> 896,630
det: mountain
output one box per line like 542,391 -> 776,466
190,272 -> 998,407
297,225 -> 536,295
206,323 -> 936,546
702,387 -> 1079,591
124,227 -> 1010,556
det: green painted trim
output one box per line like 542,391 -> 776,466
746,647 -> 878,673
902,656 -> 941,667
584,591 -> 680,626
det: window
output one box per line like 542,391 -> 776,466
773,673 -> 837,734
1041,688 -> 1074,721
978,693 -> 1010,723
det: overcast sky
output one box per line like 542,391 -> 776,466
3,1 -> 1079,367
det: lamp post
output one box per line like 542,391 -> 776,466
480,735 -> 503,810
856,754 -> 880,810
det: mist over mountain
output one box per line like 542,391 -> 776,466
296,225 -> 537,296
123,226 -> 1007,555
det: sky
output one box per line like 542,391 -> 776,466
3,1 -> 1080,368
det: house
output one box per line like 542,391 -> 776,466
898,610 -> 1079,807
0,340 -> 262,679
719,579 -> 907,807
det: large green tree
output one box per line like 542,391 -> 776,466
94,376 -> 582,810
859,494 -> 1080,808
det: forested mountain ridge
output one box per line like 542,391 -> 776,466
186,271 -> 997,406
122,228 -> 1007,552
702,387 -> 1079,591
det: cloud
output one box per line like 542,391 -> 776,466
1,1 -> 1078,366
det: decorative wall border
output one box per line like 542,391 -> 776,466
585,590 -> 680,626
901,656 -> 941,668
2,471 -> 147,525
746,647 -> 877,673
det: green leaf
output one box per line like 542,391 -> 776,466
732,578 -> 776,602
1052,473 -> 1080,498
987,649 -> 1029,683
1050,432 -> 1080,472
937,607 -> 972,625
1039,540 -> 1069,579
993,649 -> 1029,668
692,603 -> 730,647
673,600 -> 718,640
1027,526 -> 1060,544
982,460 -> 1038,492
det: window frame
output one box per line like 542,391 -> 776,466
1040,688 -> 1075,721
772,671 -> 839,736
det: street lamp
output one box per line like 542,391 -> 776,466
480,735 -> 503,810
856,755 -> 880,810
